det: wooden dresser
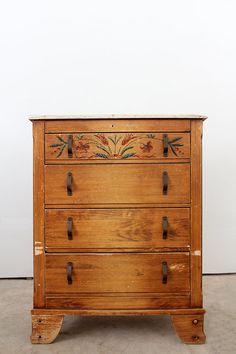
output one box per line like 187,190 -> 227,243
30,115 -> 206,344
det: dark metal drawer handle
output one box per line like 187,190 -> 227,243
67,217 -> 73,240
67,172 -> 73,196
162,261 -> 168,284
162,216 -> 168,239
68,135 -> 73,158
67,262 -> 73,285
163,171 -> 168,195
163,134 -> 168,157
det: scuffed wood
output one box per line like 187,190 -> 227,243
31,314 -> 64,344
190,120 -> 203,307
33,121 -> 45,307
171,314 -> 206,344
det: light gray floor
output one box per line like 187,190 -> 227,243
0,275 -> 235,354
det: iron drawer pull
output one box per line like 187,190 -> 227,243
67,172 -> 73,196
162,261 -> 168,284
67,217 -> 73,240
163,171 -> 168,195
67,262 -> 73,285
162,216 -> 168,239
163,134 -> 168,157
68,135 -> 73,158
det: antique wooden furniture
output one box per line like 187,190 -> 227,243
30,115 -> 207,344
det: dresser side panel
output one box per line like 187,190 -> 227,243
33,121 -> 45,308
190,120 -> 203,307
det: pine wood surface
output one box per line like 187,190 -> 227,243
45,164 -> 190,205
31,116 -> 206,344
45,208 -> 190,249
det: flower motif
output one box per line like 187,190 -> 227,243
76,142 -> 90,153
121,133 -> 136,145
94,134 -> 109,145
140,141 -> 153,153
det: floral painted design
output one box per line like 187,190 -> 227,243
49,133 -> 185,159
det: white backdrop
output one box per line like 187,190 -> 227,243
0,0 -> 235,277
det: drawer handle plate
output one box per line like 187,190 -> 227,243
67,172 -> 73,196
162,216 -> 168,239
67,217 -> 73,240
163,171 -> 168,195
163,134 -> 168,157
67,262 -> 73,285
68,135 -> 73,158
162,261 -> 168,284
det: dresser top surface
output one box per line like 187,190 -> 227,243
30,114 -> 207,121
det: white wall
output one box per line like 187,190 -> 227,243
0,0 -> 235,277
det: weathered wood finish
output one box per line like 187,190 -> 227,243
171,314 -> 206,344
45,253 -> 190,294
45,208 -> 190,250
45,132 -> 190,161
45,164 -> 190,205
31,115 -> 206,344
32,121 -> 45,308
44,119 -> 191,133
31,314 -> 64,344
46,295 -> 190,309
191,120 -> 203,307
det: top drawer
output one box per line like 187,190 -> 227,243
45,132 -> 190,162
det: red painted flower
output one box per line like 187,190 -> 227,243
140,141 -> 153,153
76,142 -> 90,153
94,134 -> 109,145
122,133 -> 136,145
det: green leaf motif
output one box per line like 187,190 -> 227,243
77,134 -> 84,140
95,153 -> 108,159
108,136 -> 116,145
57,135 -> 67,144
120,145 -> 134,155
122,152 -> 137,159
147,134 -> 155,139
96,145 -> 110,155
56,144 -> 66,157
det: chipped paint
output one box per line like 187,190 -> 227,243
35,246 -> 43,255
192,250 -> 201,256
169,264 -> 186,272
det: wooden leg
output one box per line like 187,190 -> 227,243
31,314 -> 64,344
171,314 -> 206,344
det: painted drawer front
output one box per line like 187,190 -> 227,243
45,132 -> 190,161
45,164 -> 190,205
45,208 -> 190,250
45,253 -> 190,294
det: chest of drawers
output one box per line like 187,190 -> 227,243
30,115 -> 206,344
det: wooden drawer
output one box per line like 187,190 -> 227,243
45,208 -> 190,250
45,132 -> 190,161
45,164 -> 190,205
45,253 -> 190,294
45,119 -> 191,133
46,294 -> 190,310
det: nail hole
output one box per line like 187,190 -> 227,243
192,336 -> 199,341
39,335 -> 42,339
38,319 -> 42,323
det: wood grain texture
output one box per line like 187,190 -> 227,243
45,295 -> 190,309
31,314 -> 64,344
44,119 -> 191,133
32,121 -> 45,308
45,132 -> 190,161
45,253 -> 190,294
45,164 -> 190,205
191,120 -> 203,307
32,308 -> 205,316
45,208 -> 190,250
171,314 -> 206,344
